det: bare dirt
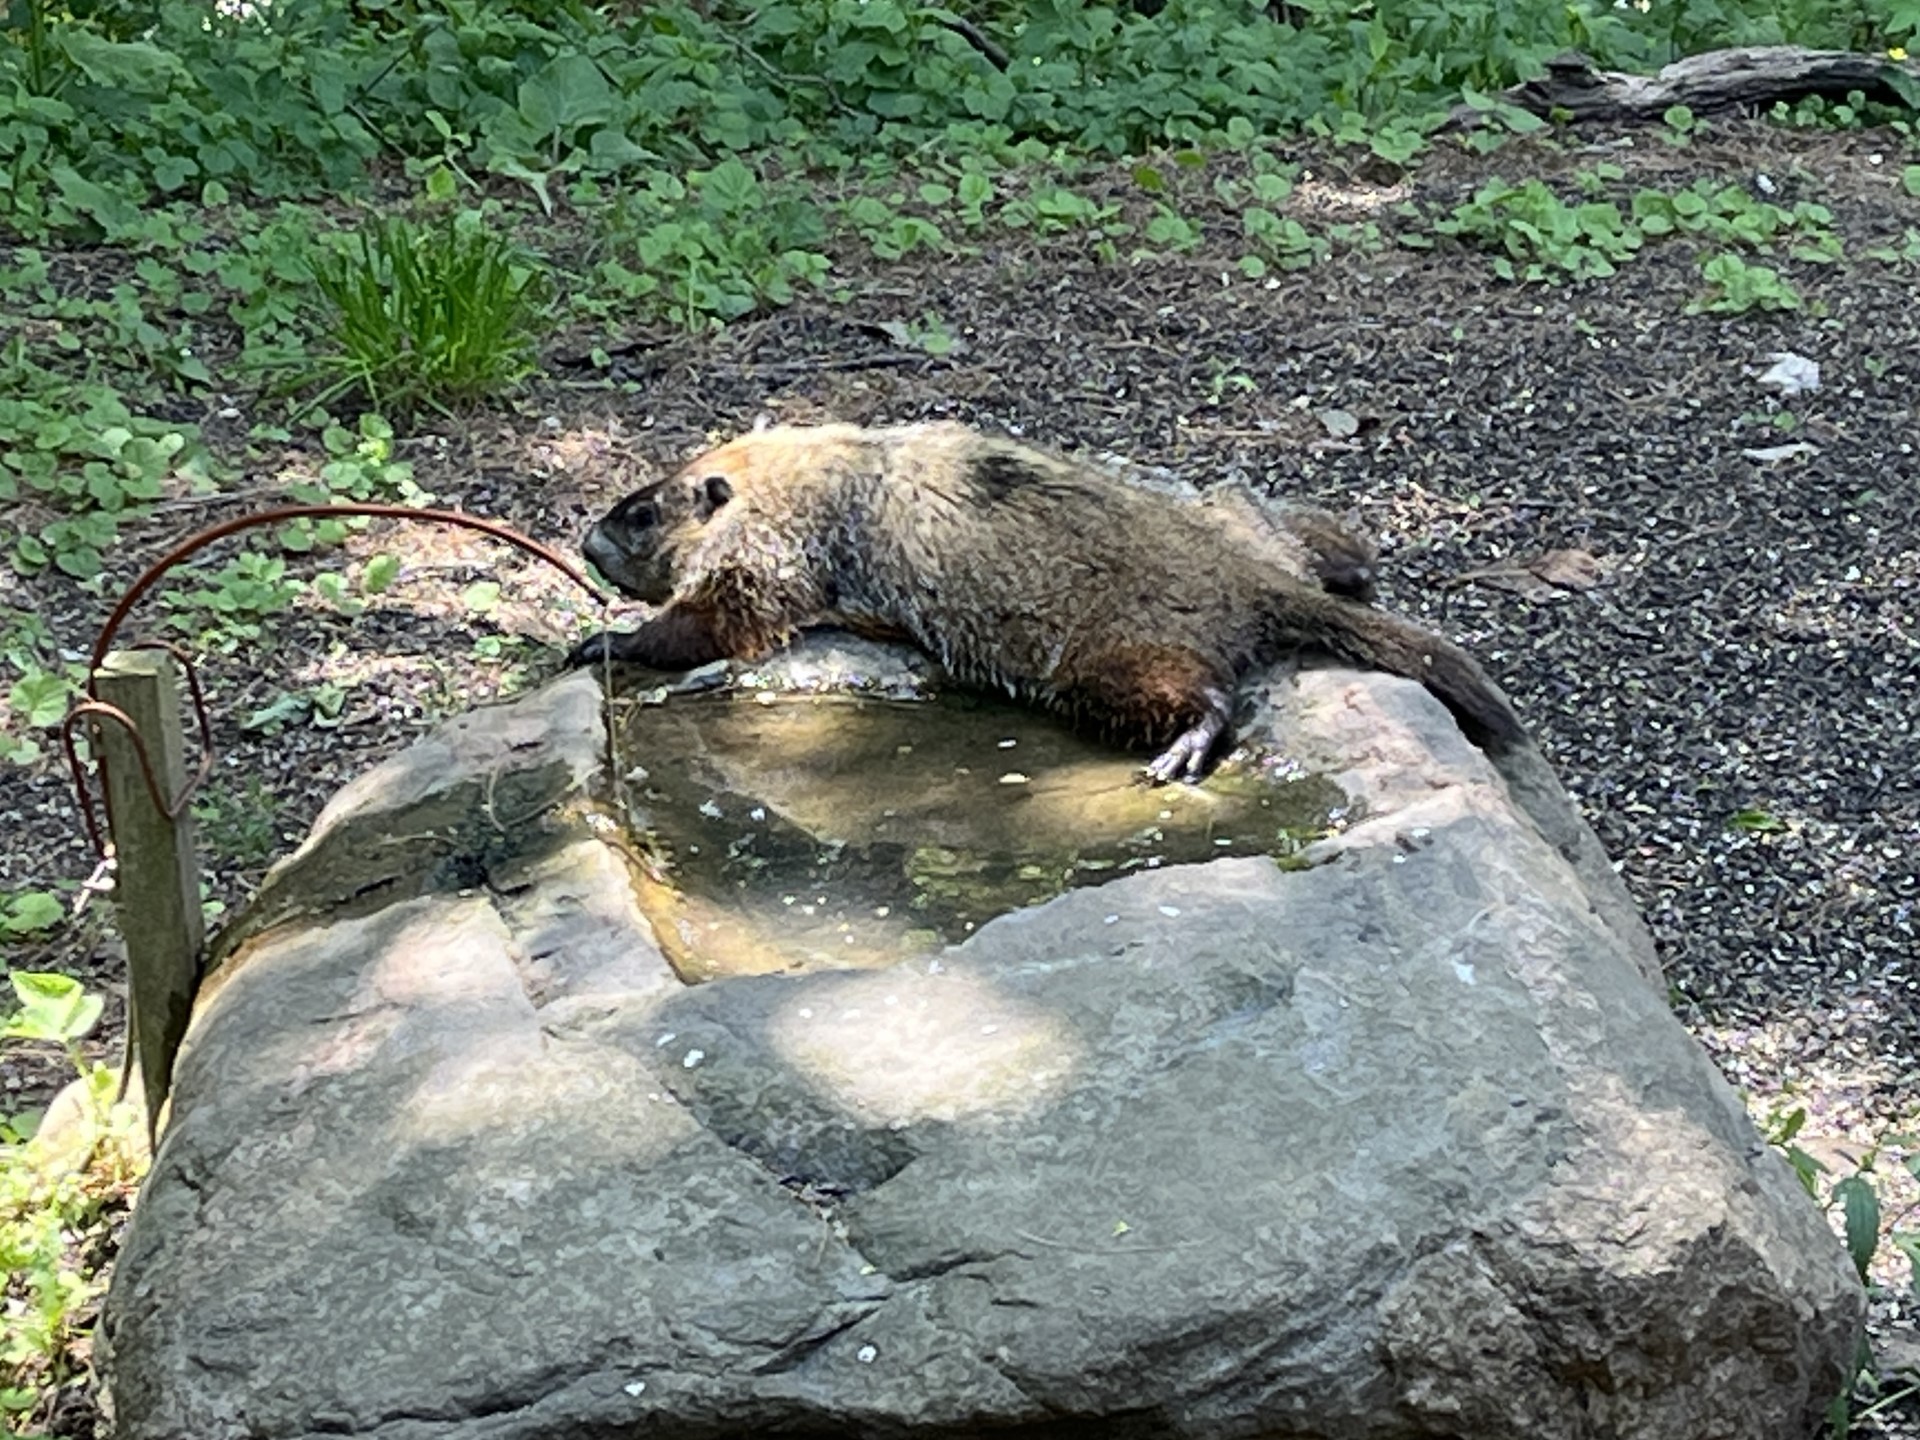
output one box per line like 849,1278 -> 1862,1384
1,120 -> 1916,1433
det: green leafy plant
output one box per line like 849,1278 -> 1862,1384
845,192 -> 950,261
1,974 -> 100,1060
1141,203 -> 1203,253
0,895 -> 63,940
1443,88 -> 1547,155
210,205 -> 326,372
1434,174 -> 1840,289
0,364 -> 201,580
297,415 -> 426,509
1660,103 -> 1698,145
1241,209 -> 1327,275
1866,227 -> 1920,265
271,416 -> 423,554
1,971 -> 143,1432
237,682 -> 350,736
949,167 -> 998,227
1767,1110 -> 1882,1286
460,580 -> 501,617
1,0 -> 1917,234
191,777 -> 284,867
307,211 -> 549,416
1435,178 -> 1642,280
1690,253 -> 1802,314
0,616 -> 82,767
1766,1106 -> 1920,1437
362,554 -> 402,593
162,552 -> 302,653
999,182 -> 1125,236
1633,181 -> 1839,260
482,52 -> 656,208
3,667 -> 73,757
309,572 -> 365,617
1730,805 -> 1792,833
1770,87 -> 1913,132
1199,363 -> 1257,406
903,313 -> 958,357
1211,167 -> 1326,274
590,159 -> 831,332
0,224 -> 221,390
863,312 -> 960,356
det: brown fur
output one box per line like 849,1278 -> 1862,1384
570,422 -> 1524,780
1199,484 -> 1379,603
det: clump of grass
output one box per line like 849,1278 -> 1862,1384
308,212 -> 549,417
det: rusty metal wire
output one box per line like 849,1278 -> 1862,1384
86,503 -> 601,675
62,503 -> 605,864
61,640 -> 216,857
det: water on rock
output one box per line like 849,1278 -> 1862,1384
611,689 -> 1343,980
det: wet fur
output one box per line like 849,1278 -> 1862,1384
571,422 -> 1524,779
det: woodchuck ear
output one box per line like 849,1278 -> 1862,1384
697,474 -> 734,518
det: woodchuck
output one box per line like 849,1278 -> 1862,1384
568,422 -> 1524,782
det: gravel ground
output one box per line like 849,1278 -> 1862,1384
1,120 -> 1916,1433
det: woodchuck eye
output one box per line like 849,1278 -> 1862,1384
697,474 -> 733,518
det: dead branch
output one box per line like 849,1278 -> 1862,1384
1469,45 -> 1920,126
929,8 -> 1011,71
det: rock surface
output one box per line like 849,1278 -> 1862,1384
101,642 -> 1864,1440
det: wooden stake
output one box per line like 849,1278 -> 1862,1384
94,650 -> 204,1135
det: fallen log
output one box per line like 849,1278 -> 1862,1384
1482,45 -> 1920,124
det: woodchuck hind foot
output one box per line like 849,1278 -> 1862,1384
1143,715 -> 1227,785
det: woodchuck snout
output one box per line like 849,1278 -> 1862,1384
569,421 -> 1524,782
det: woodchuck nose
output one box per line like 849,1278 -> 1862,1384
568,422 -> 1526,782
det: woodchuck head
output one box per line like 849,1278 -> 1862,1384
582,469 -> 735,603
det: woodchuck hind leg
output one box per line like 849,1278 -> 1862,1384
1054,643 -> 1236,786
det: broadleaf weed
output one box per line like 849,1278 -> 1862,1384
0,971 -> 145,1432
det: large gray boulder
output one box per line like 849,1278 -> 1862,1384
101,641 -> 1864,1440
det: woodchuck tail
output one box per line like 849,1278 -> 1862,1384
1269,591 -> 1528,753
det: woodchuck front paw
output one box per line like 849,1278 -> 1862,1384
566,631 -> 621,668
